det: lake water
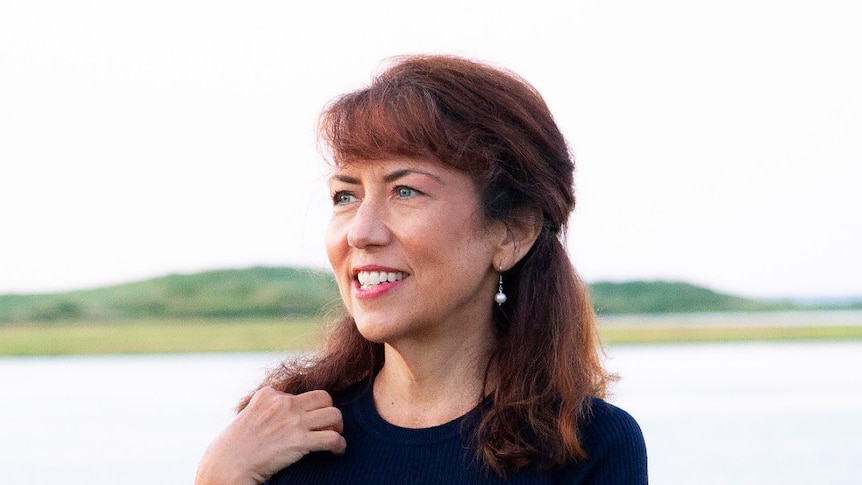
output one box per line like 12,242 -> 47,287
1,342 -> 860,484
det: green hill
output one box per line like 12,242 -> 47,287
0,267 -> 833,323
0,266 -> 341,322
589,280 -> 793,314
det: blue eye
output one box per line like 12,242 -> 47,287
332,191 -> 356,205
395,186 -> 417,198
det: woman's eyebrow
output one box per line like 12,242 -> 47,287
331,174 -> 360,184
330,168 -> 445,185
382,168 -> 444,185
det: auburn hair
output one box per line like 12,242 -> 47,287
239,54 -> 612,476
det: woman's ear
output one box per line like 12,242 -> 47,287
493,207 -> 543,270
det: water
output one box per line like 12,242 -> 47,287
605,342 -> 862,484
1,343 -> 860,484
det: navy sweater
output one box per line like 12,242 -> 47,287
264,383 -> 647,484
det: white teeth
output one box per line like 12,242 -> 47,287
357,270 -> 406,289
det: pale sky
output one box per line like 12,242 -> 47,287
1,0 -> 860,298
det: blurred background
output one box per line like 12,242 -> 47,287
1,1 -> 860,483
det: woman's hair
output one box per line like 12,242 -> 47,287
240,54 -> 612,476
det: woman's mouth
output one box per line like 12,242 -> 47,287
356,270 -> 407,290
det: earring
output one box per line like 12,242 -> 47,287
495,273 -> 507,305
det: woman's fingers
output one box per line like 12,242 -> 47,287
303,405 -> 345,434
247,387 -> 344,443
292,390 -> 346,453
196,387 -> 346,484
307,429 -> 348,456
295,389 -> 335,411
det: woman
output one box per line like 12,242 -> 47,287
196,55 -> 647,484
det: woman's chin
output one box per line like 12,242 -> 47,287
352,318 -> 398,343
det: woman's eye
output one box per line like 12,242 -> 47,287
332,191 -> 356,205
395,186 -> 417,199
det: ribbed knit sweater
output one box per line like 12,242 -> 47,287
264,383 -> 647,484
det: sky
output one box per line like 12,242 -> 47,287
1,0 -> 860,298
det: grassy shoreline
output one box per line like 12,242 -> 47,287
599,324 -> 862,345
2,315 -> 862,356
0,318 -> 324,356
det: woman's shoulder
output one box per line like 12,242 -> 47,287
558,397 -> 648,483
582,397 -> 644,442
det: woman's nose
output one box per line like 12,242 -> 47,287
346,200 -> 391,249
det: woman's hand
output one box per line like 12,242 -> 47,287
195,387 -> 346,485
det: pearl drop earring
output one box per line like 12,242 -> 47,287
495,273 -> 507,305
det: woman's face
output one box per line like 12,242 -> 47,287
326,158 -> 505,346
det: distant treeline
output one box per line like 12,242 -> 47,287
0,266 -> 859,323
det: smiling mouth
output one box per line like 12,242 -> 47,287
356,270 -> 408,290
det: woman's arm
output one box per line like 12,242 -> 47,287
195,387 -> 346,485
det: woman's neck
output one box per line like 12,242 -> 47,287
372,332 -> 493,428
